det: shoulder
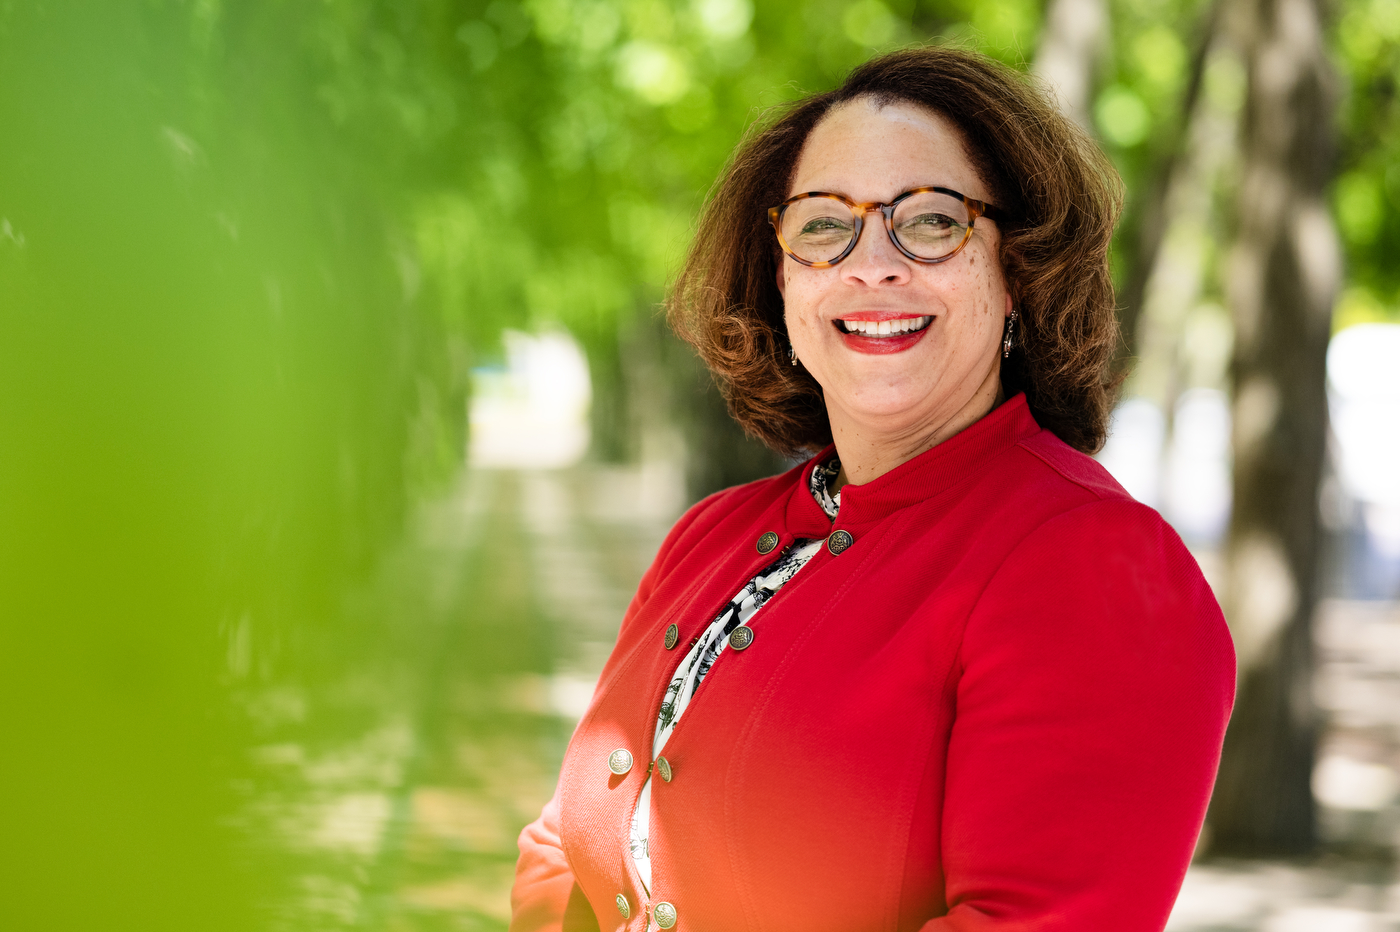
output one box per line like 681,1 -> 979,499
997,428 -> 1198,595
939,423 -> 1168,572
1003,496 -> 1199,593
965,492 -> 1234,689
947,424 -> 1232,667
1013,426 -> 1136,504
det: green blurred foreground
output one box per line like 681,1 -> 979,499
2,1 -> 1400,930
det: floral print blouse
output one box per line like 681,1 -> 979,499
628,457 -> 842,893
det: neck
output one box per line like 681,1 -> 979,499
830,367 -> 1004,490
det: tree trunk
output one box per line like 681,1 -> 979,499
1031,0 -> 1109,130
620,311 -> 788,506
1113,0 -> 1224,369
1207,0 -> 1340,855
1120,29 -> 1242,429
657,317 -> 789,502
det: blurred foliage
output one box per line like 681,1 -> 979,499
1095,0 -> 1203,179
0,3 -> 1042,929
1333,0 -> 1400,328
2,0 -> 1400,929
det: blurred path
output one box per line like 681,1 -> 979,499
235,464 -> 672,931
1169,599 -> 1400,932
1170,859 -> 1399,931
383,467 -> 670,932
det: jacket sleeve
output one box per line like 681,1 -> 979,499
509,785 -> 600,932
925,500 -> 1236,932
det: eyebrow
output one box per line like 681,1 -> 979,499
788,183 -> 976,200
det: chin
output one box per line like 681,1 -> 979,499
841,389 -> 936,423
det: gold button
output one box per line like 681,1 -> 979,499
615,893 -> 630,918
728,625 -> 754,651
664,623 -> 679,650
827,529 -> 854,555
755,531 -> 779,554
653,901 -> 678,929
607,748 -> 633,775
655,756 -> 673,782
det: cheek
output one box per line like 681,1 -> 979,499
782,276 -> 823,326
966,251 -> 1008,320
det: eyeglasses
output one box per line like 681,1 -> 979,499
768,186 -> 1002,268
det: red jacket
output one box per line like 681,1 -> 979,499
511,395 -> 1235,932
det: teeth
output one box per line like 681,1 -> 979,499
839,316 -> 932,336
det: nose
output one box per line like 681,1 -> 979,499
839,207 -> 911,287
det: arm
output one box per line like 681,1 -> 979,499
927,500 -> 1235,932
510,786 -> 598,932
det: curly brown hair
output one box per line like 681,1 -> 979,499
668,46 -> 1124,456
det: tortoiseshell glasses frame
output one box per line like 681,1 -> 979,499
767,185 -> 1003,269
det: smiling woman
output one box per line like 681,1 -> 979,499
774,100 -> 1014,485
510,47 -> 1235,932
680,59 -> 1126,468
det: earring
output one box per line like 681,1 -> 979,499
789,341 -> 799,366
1002,308 -> 1018,359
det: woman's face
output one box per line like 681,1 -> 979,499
778,98 -> 1011,444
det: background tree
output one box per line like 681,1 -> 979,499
1207,0 -> 1341,855
1034,0 -> 1110,127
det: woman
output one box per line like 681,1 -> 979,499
511,47 -> 1234,932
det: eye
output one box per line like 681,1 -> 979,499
799,216 -> 851,235
902,212 -> 958,233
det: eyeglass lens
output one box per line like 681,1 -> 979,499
779,192 -> 972,264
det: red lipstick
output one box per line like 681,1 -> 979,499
833,312 -> 933,355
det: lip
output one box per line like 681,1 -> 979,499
835,310 -> 920,322
839,327 -> 929,354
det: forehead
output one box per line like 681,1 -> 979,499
789,98 -> 987,203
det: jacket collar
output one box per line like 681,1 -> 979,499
782,393 -> 1041,538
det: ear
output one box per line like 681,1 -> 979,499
1005,293 -> 1013,318
775,255 -> 786,300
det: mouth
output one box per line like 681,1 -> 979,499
835,316 -> 933,336
833,314 -> 933,355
